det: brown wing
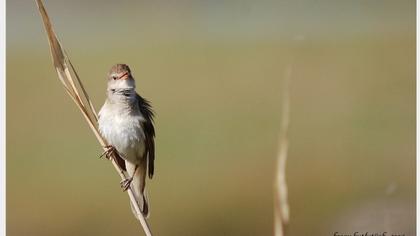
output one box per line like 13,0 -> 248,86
137,94 -> 155,179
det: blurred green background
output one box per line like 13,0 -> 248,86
7,0 -> 415,235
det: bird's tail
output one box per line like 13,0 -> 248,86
130,192 -> 149,219
126,161 -> 150,219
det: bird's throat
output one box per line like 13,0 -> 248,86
108,88 -> 136,103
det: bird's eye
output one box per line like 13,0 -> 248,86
112,76 -> 117,80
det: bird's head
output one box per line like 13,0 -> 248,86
106,64 -> 136,100
107,64 -> 135,88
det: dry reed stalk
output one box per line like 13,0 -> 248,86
274,65 -> 292,236
35,1 -> 153,235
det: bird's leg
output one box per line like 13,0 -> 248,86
120,165 -> 138,192
99,145 -> 117,159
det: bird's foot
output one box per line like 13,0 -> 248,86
99,145 -> 117,159
120,177 -> 133,192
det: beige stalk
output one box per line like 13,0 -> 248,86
35,1 -> 153,235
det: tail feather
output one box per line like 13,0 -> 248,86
129,192 -> 149,219
126,161 -> 149,218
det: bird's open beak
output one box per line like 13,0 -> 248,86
118,72 -> 129,80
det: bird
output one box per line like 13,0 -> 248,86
98,64 -> 155,218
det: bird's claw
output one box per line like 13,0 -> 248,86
99,145 -> 117,159
120,177 -> 133,192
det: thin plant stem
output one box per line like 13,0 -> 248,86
274,65 -> 292,236
35,1 -> 153,235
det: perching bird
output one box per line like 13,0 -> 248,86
98,64 -> 155,218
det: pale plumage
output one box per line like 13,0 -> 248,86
98,64 -> 155,218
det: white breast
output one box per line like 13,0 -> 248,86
98,101 -> 146,164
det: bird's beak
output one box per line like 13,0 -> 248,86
118,72 -> 129,80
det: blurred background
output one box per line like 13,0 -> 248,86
7,0 -> 415,235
